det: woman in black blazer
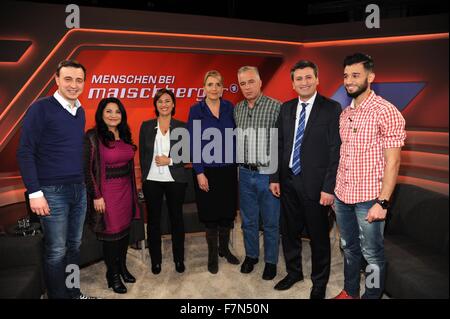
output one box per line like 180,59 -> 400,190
139,88 -> 188,274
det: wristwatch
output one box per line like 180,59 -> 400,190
375,198 -> 390,209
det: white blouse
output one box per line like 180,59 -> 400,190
146,126 -> 175,182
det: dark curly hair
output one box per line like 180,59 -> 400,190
94,97 -> 135,149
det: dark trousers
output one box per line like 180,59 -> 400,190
280,173 -> 331,288
143,180 -> 186,265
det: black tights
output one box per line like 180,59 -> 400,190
204,219 -> 234,230
103,235 -> 129,272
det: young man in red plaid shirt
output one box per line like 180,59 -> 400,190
333,53 -> 406,299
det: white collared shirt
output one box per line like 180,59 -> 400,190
53,91 -> 82,116
289,91 -> 317,168
146,125 -> 175,182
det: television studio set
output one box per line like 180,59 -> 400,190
0,0 -> 448,307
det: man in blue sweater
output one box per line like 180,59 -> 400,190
17,60 -> 94,299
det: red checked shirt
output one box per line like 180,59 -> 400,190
335,91 -> 406,204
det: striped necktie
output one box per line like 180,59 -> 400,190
291,103 -> 307,175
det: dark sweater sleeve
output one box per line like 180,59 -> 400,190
17,102 -> 45,194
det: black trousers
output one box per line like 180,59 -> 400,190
280,173 -> 331,288
143,180 -> 186,265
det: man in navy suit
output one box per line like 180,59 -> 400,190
269,60 -> 341,299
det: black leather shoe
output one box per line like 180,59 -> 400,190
175,261 -> 185,273
310,286 -> 326,299
107,272 -> 127,294
219,250 -> 240,265
208,262 -> 218,274
274,274 -> 304,291
151,264 -> 161,274
120,265 -> 136,283
262,263 -> 277,280
240,256 -> 258,274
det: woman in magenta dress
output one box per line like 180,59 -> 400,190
84,97 -> 141,294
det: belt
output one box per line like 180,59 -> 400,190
240,164 -> 259,171
105,163 -> 131,179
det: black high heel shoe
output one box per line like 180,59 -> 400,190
106,272 -> 127,294
120,262 -> 136,283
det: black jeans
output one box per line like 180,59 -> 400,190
143,180 -> 186,265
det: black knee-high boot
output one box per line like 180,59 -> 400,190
103,241 -> 127,294
205,228 -> 218,274
218,226 -> 240,265
118,235 -> 136,283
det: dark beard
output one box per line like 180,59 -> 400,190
346,79 -> 369,98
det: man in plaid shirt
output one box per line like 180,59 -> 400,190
234,66 -> 281,280
333,53 -> 406,299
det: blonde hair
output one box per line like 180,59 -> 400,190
203,70 -> 223,86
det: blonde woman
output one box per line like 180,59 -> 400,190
187,70 -> 239,274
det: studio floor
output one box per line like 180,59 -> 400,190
80,220 -> 372,299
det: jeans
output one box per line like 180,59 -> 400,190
334,197 -> 385,299
40,183 -> 87,299
239,167 -> 280,264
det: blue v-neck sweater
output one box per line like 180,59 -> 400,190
17,96 -> 86,194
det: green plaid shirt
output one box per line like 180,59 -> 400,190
234,94 -> 281,166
